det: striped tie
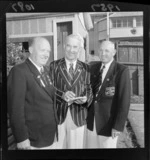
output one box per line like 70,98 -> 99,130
40,67 -> 48,86
69,63 -> 74,84
40,67 -> 44,74
93,65 -> 105,95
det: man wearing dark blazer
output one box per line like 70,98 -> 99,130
7,37 -> 58,149
50,34 -> 93,149
86,40 -> 131,148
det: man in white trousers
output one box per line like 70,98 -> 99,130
50,34 -> 93,149
86,40 -> 131,148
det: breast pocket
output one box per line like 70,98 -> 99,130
105,86 -> 115,97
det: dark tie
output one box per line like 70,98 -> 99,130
93,65 -> 105,95
40,67 -> 50,87
40,67 -> 44,74
69,63 -> 74,84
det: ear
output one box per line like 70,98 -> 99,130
29,46 -> 33,54
113,49 -> 116,56
78,46 -> 82,53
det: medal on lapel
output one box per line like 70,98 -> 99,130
46,75 -> 52,85
37,75 -> 46,87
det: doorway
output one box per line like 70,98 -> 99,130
57,22 -> 72,59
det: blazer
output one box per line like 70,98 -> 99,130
7,58 -> 57,148
87,60 -> 131,136
49,58 -> 93,127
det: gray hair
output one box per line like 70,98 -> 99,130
66,33 -> 84,48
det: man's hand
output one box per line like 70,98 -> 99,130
74,96 -> 87,104
17,139 -> 31,150
111,129 -> 121,139
62,91 -> 76,103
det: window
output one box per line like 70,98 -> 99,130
117,42 -> 143,65
116,20 -> 122,27
112,17 -> 133,28
22,42 -> 29,52
123,19 -> 128,27
136,17 -> 143,27
112,19 -> 117,28
127,18 -> 133,27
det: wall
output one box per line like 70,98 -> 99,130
110,28 -> 143,38
7,18 -> 53,36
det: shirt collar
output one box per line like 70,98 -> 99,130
28,57 -> 43,73
101,58 -> 114,69
65,58 -> 77,70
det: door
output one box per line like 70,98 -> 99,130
117,41 -> 143,96
57,22 -> 72,60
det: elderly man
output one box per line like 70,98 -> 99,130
50,34 -> 93,149
7,37 -> 58,149
86,40 -> 131,148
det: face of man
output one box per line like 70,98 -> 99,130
99,41 -> 116,64
29,38 -> 50,67
64,37 -> 81,62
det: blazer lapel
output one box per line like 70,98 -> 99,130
26,58 -> 42,87
58,58 -> 72,87
91,62 -> 102,83
40,67 -> 55,99
72,60 -> 83,87
98,60 -> 116,97
26,58 -> 54,98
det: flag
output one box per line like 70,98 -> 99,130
83,13 -> 93,31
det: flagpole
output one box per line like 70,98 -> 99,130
107,12 -> 110,41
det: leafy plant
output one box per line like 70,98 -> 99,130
7,37 -> 29,75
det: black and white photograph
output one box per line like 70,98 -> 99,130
1,1 -> 149,160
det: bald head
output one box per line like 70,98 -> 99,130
100,41 -> 115,51
99,40 -> 116,64
29,37 -> 50,48
29,37 -> 51,67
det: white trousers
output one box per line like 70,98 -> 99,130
55,109 -> 86,149
85,118 -> 118,148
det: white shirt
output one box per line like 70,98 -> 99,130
101,58 -> 114,83
97,59 -> 114,92
29,58 -> 45,87
65,58 -> 77,72
29,57 -> 43,73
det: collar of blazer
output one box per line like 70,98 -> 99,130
57,58 -> 84,88
26,58 -> 54,98
97,60 -> 116,97
90,61 -> 101,74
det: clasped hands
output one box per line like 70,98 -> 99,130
63,91 -> 87,105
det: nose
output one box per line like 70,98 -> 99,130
43,51 -> 50,59
101,50 -> 105,56
70,47 -> 74,52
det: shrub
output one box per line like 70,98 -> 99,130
130,95 -> 144,104
7,37 -> 29,75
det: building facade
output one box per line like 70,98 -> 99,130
6,12 -> 93,65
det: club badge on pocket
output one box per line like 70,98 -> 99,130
105,86 -> 115,96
